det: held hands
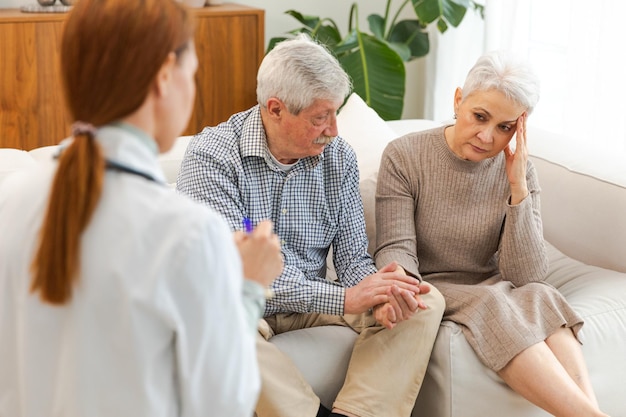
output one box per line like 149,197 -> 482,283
504,112 -> 530,205
372,264 -> 431,329
344,262 -> 427,328
233,220 -> 283,288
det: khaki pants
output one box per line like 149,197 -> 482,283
255,283 -> 445,417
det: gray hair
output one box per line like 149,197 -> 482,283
256,34 -> 352,115
462,50 -> 540,114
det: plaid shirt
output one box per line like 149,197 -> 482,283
176,106 -> 377,316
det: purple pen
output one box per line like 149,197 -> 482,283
242,217 -> 253,233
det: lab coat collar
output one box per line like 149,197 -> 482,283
96,124 -> 167,184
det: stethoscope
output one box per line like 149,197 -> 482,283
54,151 -> 164,185
104,159 -> 163,185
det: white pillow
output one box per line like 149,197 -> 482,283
336,93 -> 443,256
336,93 -> 399,181
158,135 -> 193,185
0,149 -> 36,186
29,145 -> 62,163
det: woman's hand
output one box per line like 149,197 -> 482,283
344,261 -> 422,315
355,263 -> 430,330
504,112 -> 530,205
372,283 -> 430,329
233,220 -> 283,288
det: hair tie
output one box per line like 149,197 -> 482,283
71,121 -> 98,137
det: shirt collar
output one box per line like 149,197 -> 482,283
241,106 -> 269,159
240,105 -> 323,169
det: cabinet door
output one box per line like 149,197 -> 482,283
0,5 -> 264,150
0,14 -> 69,150
186,6 -> 265,135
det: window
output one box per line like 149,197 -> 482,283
485,0 -> 626,180
426,0 -> 626,182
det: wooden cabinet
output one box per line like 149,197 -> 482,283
0,4 -> 264,150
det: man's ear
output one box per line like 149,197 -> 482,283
154,52 -> 177,98
265,97 -> 284,119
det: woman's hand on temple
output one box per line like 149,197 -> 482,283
504,112 -> 530,205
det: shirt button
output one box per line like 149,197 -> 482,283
281,208 -> 287,215
281,240 -> 286,245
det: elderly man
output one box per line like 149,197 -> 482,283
176,34 -> 444,417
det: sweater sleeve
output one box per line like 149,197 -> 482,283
374,140 -> 423,280
498,160 -> 549,285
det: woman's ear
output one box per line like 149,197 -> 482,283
154,52 -> 177,98
453,87 -> 463,115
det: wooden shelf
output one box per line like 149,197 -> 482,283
0,4 -> 264,150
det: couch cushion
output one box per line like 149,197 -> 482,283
28,145 -> 62,168
269,326 -> 358,409
0,149 -> 36,187
544,243 -> 626,416
157,135 -> 192,186
336,93 -> 399,182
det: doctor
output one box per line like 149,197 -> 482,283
0,0 -> 282,416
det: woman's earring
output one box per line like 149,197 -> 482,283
453,113 -> 457,119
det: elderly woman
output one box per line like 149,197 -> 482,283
374,51 -> 609,417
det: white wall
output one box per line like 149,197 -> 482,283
0,0 -> 481,118
0,0 -> 21,7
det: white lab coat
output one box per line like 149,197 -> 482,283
0,124 -> 260,417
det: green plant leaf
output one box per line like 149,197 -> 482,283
450,0 -> 473,9
333,31 -> 359,56
385,41 -> 412,62
367,14 -> 386,39
339,32 -> 405,120
285,10 -> 320,29
412,0 -> 440,24
436,18 -> 449,33
267,36 -> 289,53
442,1 -> 467,27
315,24 -> 343,47
412,0 -> 467,29
388,19 -> 429,60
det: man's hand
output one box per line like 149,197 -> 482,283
343,262 -> 422,315
372,264 -> 431,329
373,283 -> 431,329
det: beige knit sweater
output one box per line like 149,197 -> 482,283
374,126 -> 583,370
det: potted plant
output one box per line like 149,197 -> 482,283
268,0 -> 483,120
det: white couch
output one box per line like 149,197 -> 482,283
1,94 -> 625,417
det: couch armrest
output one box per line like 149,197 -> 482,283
531,156 -> 626,273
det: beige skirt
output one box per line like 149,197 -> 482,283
428,274 -> 584,371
